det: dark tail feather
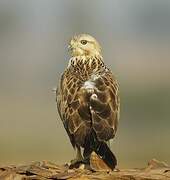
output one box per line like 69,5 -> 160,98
83,131 -> 117,170
95,141 -> 117,170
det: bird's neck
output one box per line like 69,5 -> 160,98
67,55 -> 104,71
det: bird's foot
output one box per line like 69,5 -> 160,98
69,157 -> 84,169
70,157 -> 83,164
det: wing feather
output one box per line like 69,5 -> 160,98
89,70 -> 120,141
56,70 -> 91,147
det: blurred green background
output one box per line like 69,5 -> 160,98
0,0 -> 170,168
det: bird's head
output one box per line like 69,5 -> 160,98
68,34 -> 102,57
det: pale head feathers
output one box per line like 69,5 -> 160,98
68,34 -> 102,57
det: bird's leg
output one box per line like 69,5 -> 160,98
76,146 -> 83,161
70,146 -> 83,165
107,140 -> 111,149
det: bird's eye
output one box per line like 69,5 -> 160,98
80,40 -> 88,45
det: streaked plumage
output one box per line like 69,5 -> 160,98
56,34 -> 120,170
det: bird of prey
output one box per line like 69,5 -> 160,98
56,34 -> 120,170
